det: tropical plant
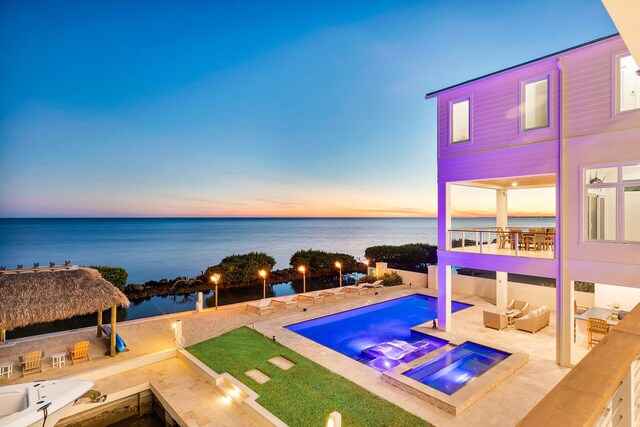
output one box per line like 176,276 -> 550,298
204,252 -> 276,287
289,249 -> 357,275
357,272 -> 403,287
91,265 -> 128,291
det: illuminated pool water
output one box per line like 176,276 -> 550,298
286,294 -> 471,370
403,342 -> 510,395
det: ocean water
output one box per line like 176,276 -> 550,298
0,217 -> 555,283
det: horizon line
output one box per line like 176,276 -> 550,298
0,215 -> 557,220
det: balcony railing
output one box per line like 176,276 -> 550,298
447,227 -> 556,259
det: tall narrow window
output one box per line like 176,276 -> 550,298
618,54 -> 640,113
584,164 -> 640,243
450,99 -> 470,143
523,78 -> 549,130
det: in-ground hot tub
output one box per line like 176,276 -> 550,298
402,341 -> 510,395
382,339 -> 528,415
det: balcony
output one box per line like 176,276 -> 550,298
448,227 -> 555,259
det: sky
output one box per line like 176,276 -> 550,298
0,0 -> 617,218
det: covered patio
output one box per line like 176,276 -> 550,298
0,266 -> 130,357
447,174 -> 556,259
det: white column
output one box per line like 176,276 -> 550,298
438,182 -> 452,251
496,189 -> 508,229
437,264 -> 452,332
375,262 -> 388,278
496,271 -> 508,310
196,292 -> 203,312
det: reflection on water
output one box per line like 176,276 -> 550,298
7,274 -> 363,340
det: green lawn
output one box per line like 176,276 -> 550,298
188,327 -> 432,427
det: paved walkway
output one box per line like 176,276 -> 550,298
93,358 -> 259,427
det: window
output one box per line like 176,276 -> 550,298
584,164 -> 640,243
618,54 -> 640,113
523,78 -> 549,130
450,99 -> 470,143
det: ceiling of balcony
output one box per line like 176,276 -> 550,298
456,174 -> 556,190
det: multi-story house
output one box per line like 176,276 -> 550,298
426,33 -> 640,366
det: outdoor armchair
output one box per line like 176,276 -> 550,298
483,311 -> 508,330
19,351 -> 44,377
67,341 -> 90,364
507,300 -> 530,317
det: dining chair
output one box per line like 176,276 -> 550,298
497,227 -> 512,249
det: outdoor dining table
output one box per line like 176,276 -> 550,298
510,231 -> 535,250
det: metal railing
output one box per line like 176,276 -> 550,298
447,228 -> 556,259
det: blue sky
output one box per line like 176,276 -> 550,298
0,0 -> 617,217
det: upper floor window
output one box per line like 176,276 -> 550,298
522,77 -> 549,130
450,99 -> 470,143
584,164 -> 640,243
618,54 -> 640,113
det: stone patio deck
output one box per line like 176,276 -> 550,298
0,285 -> 586,426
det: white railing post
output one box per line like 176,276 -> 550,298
462,231 -> 466,249
515,233 -> 519,256
479,231 -> 483,253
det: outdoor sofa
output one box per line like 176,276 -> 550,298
515,305 -> 550,333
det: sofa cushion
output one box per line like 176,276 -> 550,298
529,305 -> 547,317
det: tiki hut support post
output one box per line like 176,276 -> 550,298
97,310 -> 103,338
0,329 -> 5,343
110,304 -> 117,357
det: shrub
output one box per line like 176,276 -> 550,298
364,243 -> 437,267
357,272 -> 403,287
91,265 -> 128,291
205,252 -> 276,288
289,249 -> 357,275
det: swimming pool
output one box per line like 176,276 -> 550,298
403,342 -> 510,395
286,294 -> 471,370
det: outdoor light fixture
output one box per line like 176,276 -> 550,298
259,270 -> 267,299
511,182 -> 518,187
327,411 -> 342,427
298,266 -> 307,293
173,319 -> 184,349
335,261 -> 343,287
210,273 -> 221,310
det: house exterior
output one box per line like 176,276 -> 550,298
426,33 -> 640,366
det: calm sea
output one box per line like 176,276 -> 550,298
0,217 -> 555,283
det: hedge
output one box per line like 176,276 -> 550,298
205,252 -> 276,288
289,249 -> 357,275
364,243 -> 437,267
91,265 -> 128,291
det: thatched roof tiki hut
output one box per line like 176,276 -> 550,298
0,266 -> 130,357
